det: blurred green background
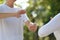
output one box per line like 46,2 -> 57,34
0,0 -> 60,40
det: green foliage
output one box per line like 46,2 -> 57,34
0,0 -> 4,4
25,0 -> 60,40
0,0 -> 60,40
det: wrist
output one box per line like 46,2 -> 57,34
28,22 -> 33,27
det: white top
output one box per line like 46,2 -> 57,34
38,13 -> 60,40
0,4 -> 29,40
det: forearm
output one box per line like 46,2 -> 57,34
38,13 -> 60,37
0,13 -> 16,18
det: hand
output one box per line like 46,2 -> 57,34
18,10 -> 26,14
15,10 -> 26,18
28,23 -> 37,32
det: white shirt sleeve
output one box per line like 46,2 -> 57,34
38,13 -> 60,37
21,14 -> 29,22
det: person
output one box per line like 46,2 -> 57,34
38,13 -> 60,40
0,0 -> 37,40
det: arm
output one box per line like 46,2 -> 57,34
0,10 -> 26,18
25,20 -> 37,32
0,6 -> 17,18
38,13 -> 60,37
21,14 -> 37,32
0,13 -> 17,18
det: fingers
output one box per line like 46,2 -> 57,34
18,10 -> 26,14
28,23 -> 37,32
16,10 -> 26,18
29,26 -> 37,32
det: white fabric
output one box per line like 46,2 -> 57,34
38,13 -> 60,40
0,4 -> 29,40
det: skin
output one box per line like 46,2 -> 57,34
0,0 -> 37,32
0,0 -> 26,18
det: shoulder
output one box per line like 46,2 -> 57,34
0,4 -> 5,6
0,4 -> 3,7
0,4 -> 5,8
0,4 -> 4,10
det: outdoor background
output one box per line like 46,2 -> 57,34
0,0 -> 60,40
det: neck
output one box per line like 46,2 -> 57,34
5,2 -> 14,8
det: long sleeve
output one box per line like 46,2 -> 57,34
21,14 -> 29,22
38,13 -> 60,37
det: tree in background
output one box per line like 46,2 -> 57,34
0,0 -> 4,4
0,0 -> 60,40
25,0 -> 60,40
